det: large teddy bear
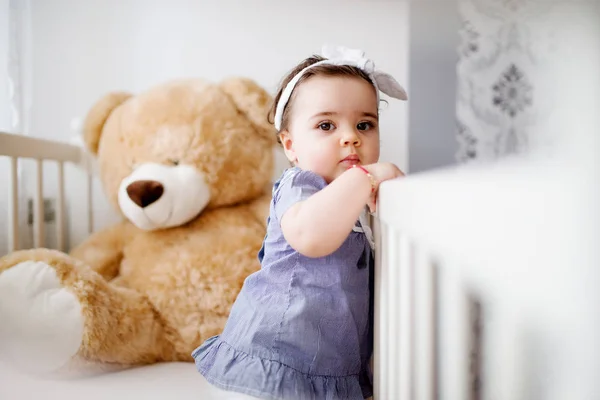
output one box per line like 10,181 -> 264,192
0,77 -> 277,375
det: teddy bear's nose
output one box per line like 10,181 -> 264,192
126,180 -> 164,208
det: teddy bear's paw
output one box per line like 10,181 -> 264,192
0,260 -> 84,375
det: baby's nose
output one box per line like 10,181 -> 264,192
340,133 -> 360,146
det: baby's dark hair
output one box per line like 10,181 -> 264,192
267,55 -> 375,133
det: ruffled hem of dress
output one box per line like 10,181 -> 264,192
192,336 -> 372,400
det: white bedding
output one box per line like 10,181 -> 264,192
0,361 -> 242,400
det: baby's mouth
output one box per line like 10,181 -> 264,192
340,155 -> 360,167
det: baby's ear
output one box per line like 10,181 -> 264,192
83,91 -> 132,154
219,77 -> 278,145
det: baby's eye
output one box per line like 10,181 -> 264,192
357,122 -> 373,131
318,122 -> 334,131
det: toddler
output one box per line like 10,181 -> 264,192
193,44 -> 407,400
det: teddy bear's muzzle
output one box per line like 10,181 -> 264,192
118,162 -> 211,231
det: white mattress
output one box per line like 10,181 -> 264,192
0,360 -> 240,400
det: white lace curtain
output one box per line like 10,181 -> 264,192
0,0 -> 33,254
2,0 -> 32,135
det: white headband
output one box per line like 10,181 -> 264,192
273,44 -> 408,131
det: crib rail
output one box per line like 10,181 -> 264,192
373,153 -> 599,400
0,131 -> 95,253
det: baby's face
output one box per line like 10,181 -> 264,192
280,75 -> 380,183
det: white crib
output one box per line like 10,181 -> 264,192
1,130 -> 598,400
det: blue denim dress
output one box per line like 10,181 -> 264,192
193,167 -> 375,400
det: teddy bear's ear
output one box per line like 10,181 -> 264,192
83,92 -> 132,154
219,77 -> 278,145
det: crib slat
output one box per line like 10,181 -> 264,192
438,267 -> 469,400
33,159 -> 45,248
8,157 -> 19,252
56,161 -> 66,251
398,234 -> 414,399
387,229 -> 400,397
414,250 -> 436,400
373,221 -> 380,399
372,219 -> 379,399
373,220 -> 389,399
484,306 -> 524,400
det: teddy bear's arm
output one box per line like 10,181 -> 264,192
69,220 -> 135,281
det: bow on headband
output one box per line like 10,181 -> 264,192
274,45 -> 408,131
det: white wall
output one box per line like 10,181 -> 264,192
17,0 -> 409,251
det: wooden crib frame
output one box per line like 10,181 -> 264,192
1,130 -> 597,400
0,131 -> 97,252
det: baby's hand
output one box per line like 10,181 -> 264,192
363,162 -> 405,212
364,162 -> 405,187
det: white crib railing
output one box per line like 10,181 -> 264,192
0,131 -> 95,254
373,151 -> 599,400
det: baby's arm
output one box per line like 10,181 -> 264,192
281,163 -> 402,258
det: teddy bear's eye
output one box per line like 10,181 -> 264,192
169,159 -> 180,166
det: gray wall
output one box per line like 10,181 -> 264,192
408,1 -> 460,174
